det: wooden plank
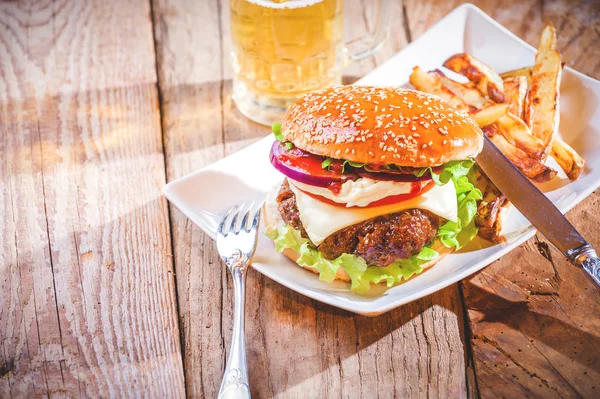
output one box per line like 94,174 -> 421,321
155,0 -> 472,396
151,0 -> 228,396
0,1 -> 185,396
404,1 -> 600,397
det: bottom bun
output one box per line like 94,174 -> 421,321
263,185 -> 453,286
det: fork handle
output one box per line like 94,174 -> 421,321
218,263 -> 251,399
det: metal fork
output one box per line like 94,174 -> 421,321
217,203 -> 261,399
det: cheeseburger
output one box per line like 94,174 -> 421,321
264,86 -> 483,294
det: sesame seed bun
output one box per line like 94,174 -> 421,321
282,86 -> 483,168
263,193 -> 452,284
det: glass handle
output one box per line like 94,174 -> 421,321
344,0 -> 394,63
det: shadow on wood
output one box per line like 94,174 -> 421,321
463,280 -> 600,374
240,270 -> 468,397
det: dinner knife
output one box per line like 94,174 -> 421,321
476,135 -> 600,288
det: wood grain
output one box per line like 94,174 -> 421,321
0,0 -> 185,396
405,1 -> 600,397
3,0 -> 598,397
154,0 -> 472,397
151,0 -> 228,397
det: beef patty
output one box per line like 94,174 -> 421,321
277,180 -> 442,267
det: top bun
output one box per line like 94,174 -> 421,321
282,86 -> 483,167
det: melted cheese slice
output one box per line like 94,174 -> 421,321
288,181 -> 457,245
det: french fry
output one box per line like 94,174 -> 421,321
412,24 -> 584,241
477,171 -> 502,201
551,137 -> 585,180
483,126 -> 557,182
431,69 -> 489,109
539,23 -> 558,51
409,67 -> 473,112
475,169 -> 511,243
476,195 -> 509,243
475,190 -> 507,227
443,53 -> 505,102
433,73 -> 544,159
495,113 -> 546,159
418,25 -> 585,241
500,66 -> 532,86
471,103 -> 509,127
526,23 -> 562,156
503,76 -> 528,119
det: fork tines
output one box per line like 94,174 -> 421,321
218,203 -> 261,236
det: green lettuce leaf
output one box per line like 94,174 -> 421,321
265,158 -> 481,293
272,123 -> 284,141
272,123 -> 294,149
342,160 -> 366,173
264,225 -> 308,252
265,225 -> 437,294
297,242 -> 340,283
432,160 -> 482,250
321,158 -> 365,172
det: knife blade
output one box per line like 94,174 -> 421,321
476,135 -> 600,288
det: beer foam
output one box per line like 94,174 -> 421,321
244,0 -> 324,9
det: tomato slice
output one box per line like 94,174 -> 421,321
299,180 -> 437,208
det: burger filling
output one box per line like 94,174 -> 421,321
277,180 -> 442,266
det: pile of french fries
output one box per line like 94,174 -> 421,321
409,24 -> 585,242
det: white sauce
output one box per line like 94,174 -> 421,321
289,177 -> 428,207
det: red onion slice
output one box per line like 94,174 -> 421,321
270,143 -> 352,188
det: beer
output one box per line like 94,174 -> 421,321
230,0 -> 344,125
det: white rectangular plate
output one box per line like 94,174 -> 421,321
164,4 -> 600,316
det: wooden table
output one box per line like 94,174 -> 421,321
1,0 -> 599,397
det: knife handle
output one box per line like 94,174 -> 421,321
567,244 -> 600,288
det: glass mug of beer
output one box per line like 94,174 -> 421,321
230,0 -> 393,125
